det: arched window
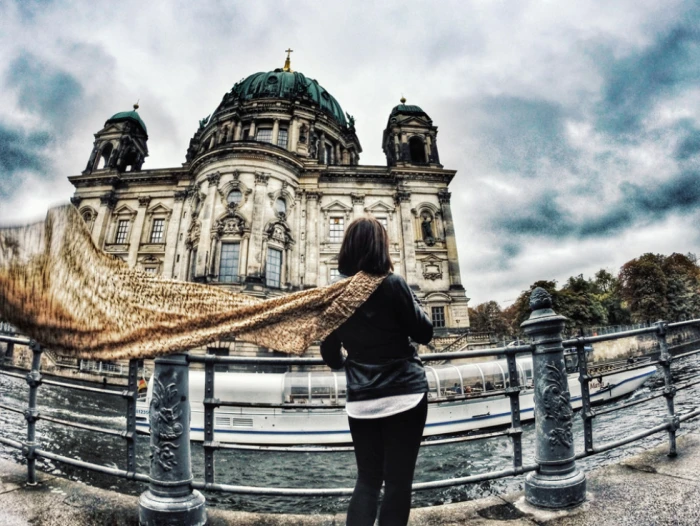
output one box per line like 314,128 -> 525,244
97,143 -> 113,169
275,197 -> 287,215
409,137 -> 426,163
227,189 -> 242,206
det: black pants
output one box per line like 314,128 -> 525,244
346,394 -> 428,526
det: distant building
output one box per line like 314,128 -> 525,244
69,54 -> 470,356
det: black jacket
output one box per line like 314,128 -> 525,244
320,273 -> 433,402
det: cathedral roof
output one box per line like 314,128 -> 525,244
106,109 -> 147,134
228,69 -> 348,127
390,104 -> 428,117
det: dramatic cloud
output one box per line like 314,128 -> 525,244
0,0 -> 699,306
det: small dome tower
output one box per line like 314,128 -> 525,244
382,97 -> 441,167
84,103 -> 149,174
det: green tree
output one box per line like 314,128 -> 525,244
618,253 -> 668,322
468,301 -> 508,336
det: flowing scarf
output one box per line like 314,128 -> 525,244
0,205 -> 385,359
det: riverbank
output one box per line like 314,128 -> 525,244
2,432 -> 699,525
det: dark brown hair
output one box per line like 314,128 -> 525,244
337,216 -> 394,276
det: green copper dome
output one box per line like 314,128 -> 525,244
106,110 -> 147,134
229,69 -> 348,127
390,104 -> 427,117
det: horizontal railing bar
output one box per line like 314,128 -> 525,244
188,344 -> 536,367
38,415 -> 125,437
0,335 -> 31,345
0,435 -> 23,449
668,320 -> 700,329
40,378 -> 126,396
579,421 -> 671,456
192,462 -> 540,496
210,428 -> 513,453
671,347 -> 700,361
0,402 -> 24,414
34,448 -> 149,482
592,393 -> 665,417
563,327 -> 659,347
0,370 -> 28,380
679,408 -> 700,422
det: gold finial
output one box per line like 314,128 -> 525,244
133,99 -> 140,111
400,95 -> 406,104
283,48 -> 294,72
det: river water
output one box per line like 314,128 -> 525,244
1,354 -> 700,515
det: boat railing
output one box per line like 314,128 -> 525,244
2,291 -> 700,521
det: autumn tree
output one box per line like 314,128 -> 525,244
468,301 -> 509,336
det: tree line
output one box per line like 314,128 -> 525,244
468,252 -> 700,338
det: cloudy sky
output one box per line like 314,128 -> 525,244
1,0 -> 699,306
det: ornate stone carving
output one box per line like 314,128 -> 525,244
254,172 -> 270,185
206,171 -> 221,186
540,363 -> 574,451
394,191 -> 411,204
351,193 -> 365,205
214,215 -> 246,236
149,377 -> 184,472
99,192 -> 117,209
174,190 -> 188,202
306,191 -> 321,201
70,196 -> 83,207
438,189 -> 451,204
138,196 -> 151,208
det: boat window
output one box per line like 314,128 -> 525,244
518,359 -> 534,387
496,360 -> 509,388
457,364 -> 484,394
310,374 -> 336,404
425,367 -> 439,399
283,373 -> 309,403
515,360 -> 526,387
435,365 -> 463,397
479,362 -> 505,391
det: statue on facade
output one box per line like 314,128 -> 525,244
421,213 -> 435,246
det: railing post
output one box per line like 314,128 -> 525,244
139,353 -> 206,526
655,321 -> 678,457
23,341 -> 43,486
521,288 -> 586,508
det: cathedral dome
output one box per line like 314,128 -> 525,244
106,109 -> 148,134
227,69 -> 348,127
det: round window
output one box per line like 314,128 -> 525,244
227,189 -> 242,206
275,198 -> 287,215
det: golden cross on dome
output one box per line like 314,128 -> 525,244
283,48 -> 294,72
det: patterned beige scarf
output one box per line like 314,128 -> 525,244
0,205 -> 385,359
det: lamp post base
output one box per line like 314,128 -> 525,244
525,469 -> 586,509
139,489 -> 207,526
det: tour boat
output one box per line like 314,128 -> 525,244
136,351 -> 658,445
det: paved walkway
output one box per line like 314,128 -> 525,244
2,433 -> 700,525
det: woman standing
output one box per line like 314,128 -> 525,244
321,217 -> 433,526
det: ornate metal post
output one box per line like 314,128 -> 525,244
521,288 -> 586,508
24,341 -> 43,485
655,321 -> 678,457
139,354 -> 206,525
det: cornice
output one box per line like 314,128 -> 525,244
188,143 -> 304,175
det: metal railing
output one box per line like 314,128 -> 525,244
1,289 -> 700,523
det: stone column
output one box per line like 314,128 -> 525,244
272,119 -> 280,145
400,133 -> 409,162
288,117 -> 298,152
304,192 -> 321,287
194,172 -> 220,279
248,119 -> 257,140
225,123 -> 233,142
245,172 -> 270,282
521,288 -> 586,509
139,354 -> 206,525
318,132 -> 326,163
94,192 -> 117,249
351,194 -> 365,220
234,121 -> 242,141
430,132 -> 440,164
395,190 -> 418,287
335,144 -> 341,166
127,196 -> 150,267
290,194 -> 302,287
165,191 -> 187,279
438,189 -> 463,289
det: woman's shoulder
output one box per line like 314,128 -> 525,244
379,272 -> 410,291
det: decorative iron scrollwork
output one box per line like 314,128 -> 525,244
541,362 -> 573,451
150,377 -> 184,472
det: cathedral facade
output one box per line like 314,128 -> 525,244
68,57 -> 470,349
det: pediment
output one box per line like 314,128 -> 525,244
424,291 -> 452,303
147,203 -> 172,216
419,254 -> 443,263
398,117 -> 432,127
113,204 -> 137,216
320,199 -> 352,213
365,200 -> 395,213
